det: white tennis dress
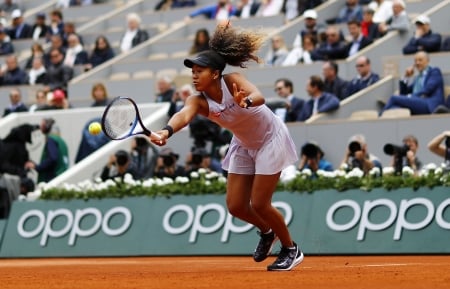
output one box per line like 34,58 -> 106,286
204,77 -> 298,175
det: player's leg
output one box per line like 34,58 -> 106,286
226,173 -> 277,262
250,173 -> 304,271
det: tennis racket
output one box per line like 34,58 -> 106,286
101,96 -> 161,140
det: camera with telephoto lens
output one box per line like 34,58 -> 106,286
384,143 -> 410,175
347,141 -> 363,170
444,137 -> 450,171
348,141 -> 362,157
301,143 -> 320,159
191,147 -> 208,166
383,143 -> 409,157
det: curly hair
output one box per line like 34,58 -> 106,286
209,22 -> 265,68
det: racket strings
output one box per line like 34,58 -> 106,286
103,98 -> 137,139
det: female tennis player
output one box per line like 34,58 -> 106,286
150,22 -> 303,271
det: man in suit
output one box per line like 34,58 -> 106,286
3,88 -> 28,117
345,55 -> 380,98
297,75 -> 340,121
382,51 -> 444,115
346,20 -> 373,57
274,78 -> 304,122
322,61 -> 349,101
8,9 -> 32,39
310,26 -> 348,61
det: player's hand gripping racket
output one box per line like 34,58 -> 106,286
101,96 -> 161,141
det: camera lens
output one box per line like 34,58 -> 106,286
348,141 -> 362,156
163,156 -> 174,166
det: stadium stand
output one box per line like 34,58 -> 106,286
0,0 -> 449,188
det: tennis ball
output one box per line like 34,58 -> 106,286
88,122 -> 102,135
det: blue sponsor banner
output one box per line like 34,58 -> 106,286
0,187 -> 449,257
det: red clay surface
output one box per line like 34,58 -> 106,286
1,255 -> 450,289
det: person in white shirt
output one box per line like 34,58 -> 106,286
256,0 -> 283,17
369,0 -> 393,23
63,33 -> 88,67
120,13 -> 149,53
28,57 -> 47,85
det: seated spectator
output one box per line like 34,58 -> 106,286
185,0 -> 236,21
297,75 -> 340,121
361,7 -> 381,41
282,0 -> 325,23
264,34 -> 289,66
345,19 -> 373,57
382,51 -> 444,115
28,56 -> 47,85
291,9 -> 325,49
154,147 -> 186,179
369,0 -> 393,24
442,36 -> 450,52
168,83 -> 194,117
378,0 -> 410,36
322,61 -> 348,101
282,33 -> 316,65
75,117 -> 110,163
119,13 -> 149,53
310,26 -> 348,61
0,0 -> 18,15
31,12 -> 50,41
86,35 -> 115,70
90,82 -> 110,107
155,74 -> 175,103
384,134 -> 422,175
100,149 -> 139,181
234,0 -> 261,19
427,131 -> 450,162
402,15 -> 441,55
273,78 -> 304,122
62,22 -> 84,48
46,9 -> 64,40
255,0 -> 283,17
42,89 -> 72,110
25,42 -> 45,69
0,54 -> 28,85
44,34 -> 66,66
189,28 -> 210,55
130,136 -> 159,179
63,33 -> 88,67
44,48 -> 74,92
24,118 -> 69,183
155,0 -> 196,11
345,55 -> 380,98
298,141 -> 333,176
0,27 -> 13,55
7,9 -> 32,39
335,0 -> 363,24
28,89 -> 48,112
2,88 -> 28,117
341,134 -> 382,175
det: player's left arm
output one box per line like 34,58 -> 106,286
224,73 -> 265,108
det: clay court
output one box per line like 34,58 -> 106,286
1,255 -> 449,289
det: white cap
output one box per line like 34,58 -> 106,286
11,9 -> 22,19
303,9 -> 317,20
415,15 -> 430,25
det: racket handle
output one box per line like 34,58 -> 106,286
150,131 -> 162,140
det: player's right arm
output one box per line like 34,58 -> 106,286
151,94 -> 208,145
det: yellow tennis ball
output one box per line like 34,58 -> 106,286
88,122 -> 102,135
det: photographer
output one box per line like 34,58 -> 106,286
384,135 -> 422,175
154,147 -> 186,179
185,147 -> 213,176
427,130 -> 450,163
341,134 -> 382,175
298,142 -> 333,176
100,150 -> 139,181
130,136 -> 158,179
